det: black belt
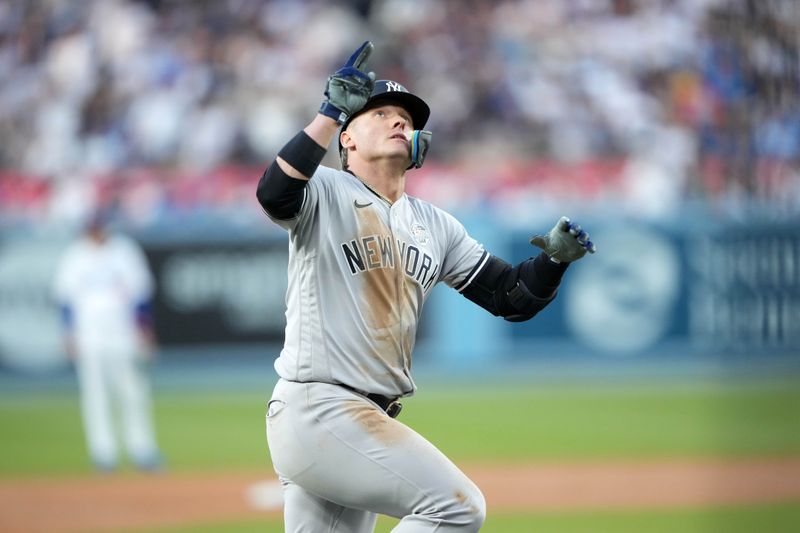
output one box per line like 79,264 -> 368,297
340,384 -> 403,419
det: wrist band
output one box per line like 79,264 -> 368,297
319,101 -> 348,125
278,131 -> 328,178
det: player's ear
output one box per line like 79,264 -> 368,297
340,129 -> 355,151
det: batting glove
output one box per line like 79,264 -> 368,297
319,41 -> 376,125
530,216 -> 597,263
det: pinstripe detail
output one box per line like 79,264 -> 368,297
455,250 -> 489,293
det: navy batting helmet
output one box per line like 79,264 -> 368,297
344,80 -> 430,131
338,80 -> 430,159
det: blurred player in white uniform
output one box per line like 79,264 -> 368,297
257,42 -> 595,531
54,212 -> 163,472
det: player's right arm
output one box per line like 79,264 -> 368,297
257,41 -> 375,220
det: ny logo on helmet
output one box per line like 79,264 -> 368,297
385,81 -> 406,92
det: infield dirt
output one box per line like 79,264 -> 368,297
2,457 -> 800,533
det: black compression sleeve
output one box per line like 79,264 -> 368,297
257,130 -> 327,219
459,255 -> 510,316
278,131 -> 327,178
256,161 -> 307,220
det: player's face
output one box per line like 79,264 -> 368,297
345,104 -> 413,166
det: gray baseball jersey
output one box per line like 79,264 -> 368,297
265,166 -> 488,398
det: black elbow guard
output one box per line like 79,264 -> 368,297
494,262 -> 556,322
461,254 -> 566,322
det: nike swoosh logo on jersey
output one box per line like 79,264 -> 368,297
354,200 -> 373,208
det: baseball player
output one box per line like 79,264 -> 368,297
53,212 -> 163,472
257,41 -> 595,532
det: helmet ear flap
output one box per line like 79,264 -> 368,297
407,130 -> 432,169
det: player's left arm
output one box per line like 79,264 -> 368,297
123,238 -> 159,357
460,217 -> 596,322
135,299 -> 157,356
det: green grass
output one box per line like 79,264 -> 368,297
156,392 -> 272,472
3,377 -> 799,532
0,391 -> 273,476
1,393 -> 88,475
121,503 -> 800,533
2,377 -> 799,476
405,378 -> 800,460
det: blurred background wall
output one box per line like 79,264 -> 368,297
0,0 -> 798,377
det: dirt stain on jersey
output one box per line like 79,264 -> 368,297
400,275 -> 418,359
355,207 -> 403,368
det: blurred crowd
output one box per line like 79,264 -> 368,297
0,0 -> 798,227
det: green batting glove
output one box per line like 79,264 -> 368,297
319,41 -> 376,125
530,216 -> 597,263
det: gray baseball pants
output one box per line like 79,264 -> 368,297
266,379 -> 486,532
